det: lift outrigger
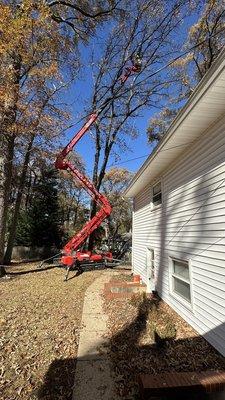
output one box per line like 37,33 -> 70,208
40,54 -> 142,280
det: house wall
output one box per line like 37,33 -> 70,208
132,114 -> 225,356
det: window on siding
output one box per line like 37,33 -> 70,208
171,259 -> 191,303
152,181 -> 162,206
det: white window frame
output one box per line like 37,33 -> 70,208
151,180 -> 162,210
169,256 -> 194,310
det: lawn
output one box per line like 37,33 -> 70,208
0,262 -> 101,400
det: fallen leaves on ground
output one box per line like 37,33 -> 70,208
104,277 -> 225,399
0,262 -> 102,400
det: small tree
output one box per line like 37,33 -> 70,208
101,168 -> 133,257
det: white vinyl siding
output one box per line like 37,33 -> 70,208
132,114 -> 225,356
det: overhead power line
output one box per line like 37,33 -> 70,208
107,154 -> 149,168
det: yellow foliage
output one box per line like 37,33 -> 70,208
0,1 -> 64,76
170,53 -> 193,68
0,0 -> 74,140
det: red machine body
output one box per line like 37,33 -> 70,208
61,251 -> 113,267
55,56 -> 141,279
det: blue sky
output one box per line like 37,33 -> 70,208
62,61 -> 155,175
61,11 -> 199,177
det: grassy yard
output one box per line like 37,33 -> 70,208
0,262 -> 101,400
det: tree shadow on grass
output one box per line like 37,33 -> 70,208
110,297 -> 225,399
37,357 -> 77,400
37,296 -> 225,400
3,264 -> 129,281
65,269 -> 84,281
5,265 -> 57,276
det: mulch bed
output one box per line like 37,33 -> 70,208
0,262 -> 102,400
104,276 -> 225,399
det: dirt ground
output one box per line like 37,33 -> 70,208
104,277 -> 225,399
0,262 -> 102,400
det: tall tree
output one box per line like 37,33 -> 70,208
86,0 -> 194,249
0,1 -> 67,266
0,1 -> 75,265
0,0 -> 119,267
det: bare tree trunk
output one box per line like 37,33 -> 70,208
88,124 -> 101,251
4,135 -> 34,264
0,140 -> 6,267
73,199 -> 81,229
25,168 -> 32,211
0,54 -> 21,269
0,137 -> 8,272
0,134 -> 15,270
88,132 -> 115,250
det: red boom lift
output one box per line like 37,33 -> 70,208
41,54 -> 142,280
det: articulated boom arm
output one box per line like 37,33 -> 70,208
61,162 -> 112,255
56,55 -> 142,263
55,113 -> 111,256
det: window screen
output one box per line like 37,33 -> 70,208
171,259 -> 191,303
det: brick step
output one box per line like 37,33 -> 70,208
104,280 -> 146,299
139,370 -> 225,398
105,281 -> 145,289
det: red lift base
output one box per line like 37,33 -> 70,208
61,251 -> 119,281
61,250 -> 113,266
38,250 -> 121,280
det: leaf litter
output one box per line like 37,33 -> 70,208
0,262 -> 102,400
104,275 -> 225,399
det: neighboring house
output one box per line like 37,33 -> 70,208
124,48 -> 225,356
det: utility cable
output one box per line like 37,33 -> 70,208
191,236 -> 225,261
167,178 -> 225,245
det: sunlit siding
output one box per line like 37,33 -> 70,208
132,114 -> 225,356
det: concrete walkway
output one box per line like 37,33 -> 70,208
72,270 -> 119,400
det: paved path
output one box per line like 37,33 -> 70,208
72,270 -> 119,400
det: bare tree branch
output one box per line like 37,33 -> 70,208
48,0 -> 121,19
